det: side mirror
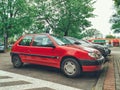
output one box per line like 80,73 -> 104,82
74,41 -> 81,45
50,44 -> 56,48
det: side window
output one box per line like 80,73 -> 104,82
32,35 -> 53,47
19,36 -> 32,46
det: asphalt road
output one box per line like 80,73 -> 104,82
0,51 -> 101,90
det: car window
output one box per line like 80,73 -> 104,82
65,37 -> 77,43
51,36 -> 66,45
19,36 -> 33,46
32,35 -> 53,47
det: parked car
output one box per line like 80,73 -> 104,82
79,40 -> 111,56
10,34 -> 105,78
0,43 -> 4,52
64,36 -> 111,58
91,43 -> 111,55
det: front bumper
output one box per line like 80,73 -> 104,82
79,56 -> 105,72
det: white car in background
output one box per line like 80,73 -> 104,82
0,43 -> 4,52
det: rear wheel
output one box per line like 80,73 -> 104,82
12,55 -> 23,68
61,58 -> 81,78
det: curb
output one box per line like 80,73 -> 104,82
113,56 -> 120,90
92,62 -> 108,90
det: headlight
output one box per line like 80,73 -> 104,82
81,46 -> 102,59
88,52 -> 102,59
82,46 -> 96,52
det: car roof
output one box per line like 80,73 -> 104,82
22,33 -> 50,37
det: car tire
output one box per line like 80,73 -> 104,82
12,55 -> 23,68
61,58 -> 81,78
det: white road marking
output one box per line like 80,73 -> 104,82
0,70 -> 83,90
0,78 -> 20,83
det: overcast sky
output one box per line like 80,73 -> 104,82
90,0 -> 114,37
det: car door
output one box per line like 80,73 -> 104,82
29,35 -> 60,67
17,35 -> 33,62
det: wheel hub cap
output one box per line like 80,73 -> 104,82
64,61 -> 76,75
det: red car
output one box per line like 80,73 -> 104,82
10,34 -> 105,77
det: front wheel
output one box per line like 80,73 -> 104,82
61,58 -> 81,78
12,55 -> 23,68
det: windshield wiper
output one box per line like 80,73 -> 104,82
61,43 -> 73,46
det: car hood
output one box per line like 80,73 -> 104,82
78,43 -> 105,50
62,44 -> 97,52
62,44 -> 84,49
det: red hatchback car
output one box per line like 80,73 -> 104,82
10,34 -> 105,77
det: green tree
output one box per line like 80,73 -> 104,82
81,28 -> 101,38
105,35 -> 115,39
26,0 -> 46,33
110,13 -> 120,33
0,0 -> 35,50
53,0 -> 95,37
114,0 -> 120,6
110,0 -> 120,33
33,0 -> 95,37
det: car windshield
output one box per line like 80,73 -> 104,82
65,37 -> 92,46
79,40 -> 90,46
51,36 -> 72,46
64,37 -> 78,43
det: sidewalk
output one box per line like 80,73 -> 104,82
103,57 -> 115,90
113,55 -> 120,90
93,47 -> 120,90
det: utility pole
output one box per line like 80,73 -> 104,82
3,29 -> 7,52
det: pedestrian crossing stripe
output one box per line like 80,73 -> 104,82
0,70 -> 83,90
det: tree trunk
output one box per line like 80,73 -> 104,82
64,30 -> 68,36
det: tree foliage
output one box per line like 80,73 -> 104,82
110,0 -> 120,33
0,0 -> 35,37
110,11 -> 120,33
32,0 -> 95,37
114,0 -> 120,6
0,0 -> 96,49
105,35 -> 115,39
81,28 -> 101,38
0,0 -> 35,49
